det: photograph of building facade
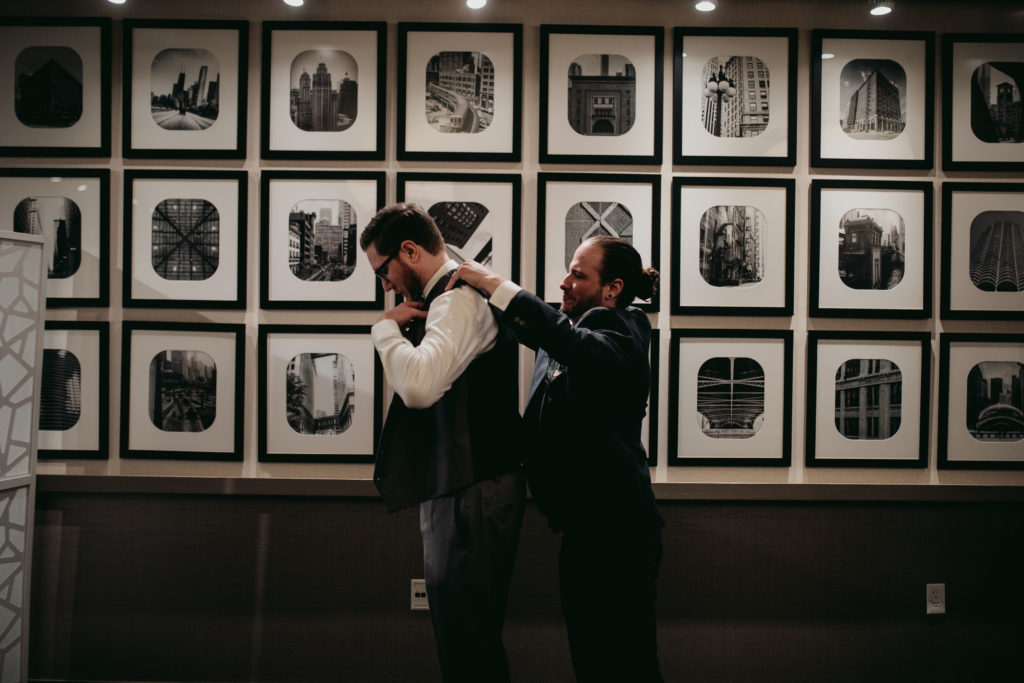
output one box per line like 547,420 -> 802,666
567,54 -> 635,136
148,349 -> 217,432
840,59 -> 906,139
424,51 -> 493,133
13,195 -> 81,278
696,356 -> 765,439
14,45 -> 83,128
966,361 -> 1024,441
698,204 -> 765,288
563,200 -> 633,269
838,208 -> 906,290
702,55 -> 769,138
150,48 -> 219,130
972,62 -> 1024,143
969,210 -> 1024,292
287,199 -> 357,281
834,358 -> 902,440
151,198 -> 219,281
427,201 -> 493,266
285,352 -> 355,436
290,50 -> 358,132
39,349 -> 81,431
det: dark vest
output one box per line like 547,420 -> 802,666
373,271 -> 522,512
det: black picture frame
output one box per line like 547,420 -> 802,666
942,33 -> 1024,172
258,324 -> 382,464
646,331 -> 660,467
38,321 -> 109,460
668,328 -> 793,467
539,24 -> 663,165
673,27 -> 797,166
811,29 -> 935,170
938,333 -> 1024,470
0,17 -> 111,157
397,22 -> 522,162
941,182 -> 1024,320
0,167 -> 109,307
120,321 -> 245,461
123,19 -> 248,159
123,169 -> 247,309
670,176 -> 794,316
805,330 -> 930,468
809,179 -> 933,319
260,21 -> 386,161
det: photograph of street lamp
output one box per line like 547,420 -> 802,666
701,55 -> 769,138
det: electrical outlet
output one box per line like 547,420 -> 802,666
410,579 -> 429,611
926,583 -> 945,615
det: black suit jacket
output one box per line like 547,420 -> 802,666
499,289 -> 662,539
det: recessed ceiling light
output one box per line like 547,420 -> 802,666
107,0 -> 127,4
822,53 -> 835,60
695,0 -> 717,11
283,0 -> 304,7
870,0 -> 893,15
467,0 -> 487,8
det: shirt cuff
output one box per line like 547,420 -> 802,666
371,318 -> 403,345
488,280 -> 522,312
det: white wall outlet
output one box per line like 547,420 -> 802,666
410,579 -> 429,611
926,583 -> 945,615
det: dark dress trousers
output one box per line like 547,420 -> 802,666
499,288 -> 665,683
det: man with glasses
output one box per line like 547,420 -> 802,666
359,203 -> 525,683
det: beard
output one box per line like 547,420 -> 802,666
560,289 -> 604,322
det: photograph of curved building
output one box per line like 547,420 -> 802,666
564,201 -> 633,269
148,350 -> 217,432
290,50 -> 358,132
152,198 -> 219,281
969,210 -> 1024,292
966,361 -> 1024,442
567,53 -> 635,136
971,61 -> 1024,143
698,205 -> 766,288
40,348 -> 81,431
13,195 -> 81,279
150,48 -> 219,131
427,201 -> 493,266
838,208 -> 906,290
425,51 -> 493,134
834,358 -> 902,440
840,59 -> 906,139
696,356 -> 765,439
15,45 -> 83,128
286,352 -> 355,436
701,55 -> 769,138
288,199 -> 357,282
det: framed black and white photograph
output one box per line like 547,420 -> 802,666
938,333 -> 1024,469
396,173 -> 521,282
811,30 -> 934,169
258,325 -> 381,463
261,21 -> 385,160
668,329 -> 793,466
941,182 -> 1024,320
673,27 -> 797,166
810,180 -> 932,318
38,321 -> 108,459
806,331 -> 929,468
398,23 -> 522,162
670,177 -> 793,316
540,25 -> 663,165
537,173 -> 659,311
260,171 -> 385,310
120,322 -> 244,461
0,168 -> 108,307
123,170 -> 246,309
943,34 -> 1024,172
0,17 -> 111,157
123,19 -> 247,159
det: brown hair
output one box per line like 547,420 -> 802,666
359,202 -> 444,257
584,235 -> 659,307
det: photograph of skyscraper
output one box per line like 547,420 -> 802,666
839,59 -> 906,139
564,201 -> 633,269
13,195 -> 82,279
286,353 -> 356,435
698,205 -> 766,288
424,51 -> 494,134
838,208 -> 906,290
427,201 -> 493,266
971,62 -> 1024,143
151,198 -> 220,281
969,210 -> 1024,292
288,199 -> 358,281
150,48 -> 220,130
696,356 -> 765,439
15,45 -> 83,128
567,54 -> 635,136
148,350 -> 217,432
701,55 -> 769,138
965,361 -> 1024,441
290,50 -> 358,132
834,358 -> 902,440
40,349 -> 81,431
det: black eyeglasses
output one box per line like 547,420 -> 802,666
373,251 -> 398,282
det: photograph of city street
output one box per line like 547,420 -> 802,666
564,201 -> 633,269
698,205 -> 766,288
701,55 -> 769,138
840,59 -> 906,139
151,198 -> 219,281
838,208 -> 906,290
966,361 -> 1024,441
148,350 -> 217,432
696,356 -> 765,439
424,51 -> 493,134
969,210 -> 1024,292
40,349 -> 81,431
15,45 -> 83,127
288,199 -> 357,281
14,195 -> 81,278
285,352 -> 356,435
834,358 -> 903,440
290,50 -> 358,132
971,61 -> 1024,143
567,53 -> 635,136
427,201 -> 493,266
150,48 -> 219,130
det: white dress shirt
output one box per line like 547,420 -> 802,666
372,260 -> 499,409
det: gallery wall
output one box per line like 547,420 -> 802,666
1,0 -> 1022,491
